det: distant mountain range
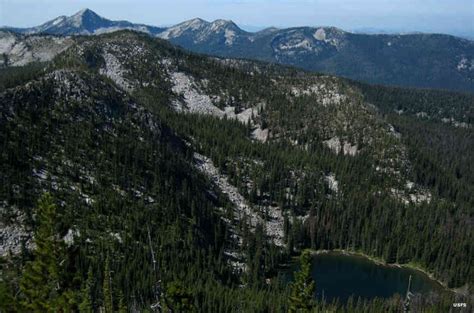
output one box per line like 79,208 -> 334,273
2,8 -> 474,93
351,27 -> 474,40
3,8 -> 165,36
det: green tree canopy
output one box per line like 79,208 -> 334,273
289,249 -> 316,313
19,193 -> 75,312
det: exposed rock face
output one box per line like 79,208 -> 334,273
323,136 -> 359,156
252,127 -> 269,143
170,71 -> 224,116
0,201 -> 32,256
0,221 -> 31,256
224,29 -> 236,46
291,83 -> 346,106
157,18 -> 245,46
168,70 -> 270,140
457,56 -> 474,72
99,51 -> 134,91
325,173 -> 339,193
63,228 -> 81,247
194,153 -> 284,247
313,28 -> 326,41
390,188 -> 432,205
0,31 -> 73,67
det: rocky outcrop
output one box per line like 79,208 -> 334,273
194,153 -> 284,247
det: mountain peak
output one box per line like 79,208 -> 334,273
158,18 -> 210,39
71,8 -> 104,22
210,19 -> 242,33
69,8 -> 107,31
73,8 -> 98,17
188,17 -> 208,24
181,18 -> 210,28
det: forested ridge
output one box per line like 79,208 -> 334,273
3,8 -> 474,93
0,31 -> 472,312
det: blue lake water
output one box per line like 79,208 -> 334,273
286,251 -> 445,303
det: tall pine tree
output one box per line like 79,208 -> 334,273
79,267 -> 94,313
19,193 -> 74,312
289,249 -> 316,313
103,255 -> 114,313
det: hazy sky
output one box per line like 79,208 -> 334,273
1,0 -> 473,35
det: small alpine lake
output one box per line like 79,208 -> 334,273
285,251 -> 447,303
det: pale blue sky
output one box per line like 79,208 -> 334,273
1,0 -> 473,36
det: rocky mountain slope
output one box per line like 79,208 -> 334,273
3,9 -> 474,93
0,31 -> 73,67
3,8 -> 164,36
161,22 -> 474,93
0,31 -> 472,310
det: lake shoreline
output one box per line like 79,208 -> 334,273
307,249 -> 458,294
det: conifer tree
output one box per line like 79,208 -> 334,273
79,267 -> 94,313
289,249 -> 315,313
103,255 -> 114,313
118,290 -> 127,313
165,281 -> 195,312
0,280 -> 16,312
19,193 -> 72,312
